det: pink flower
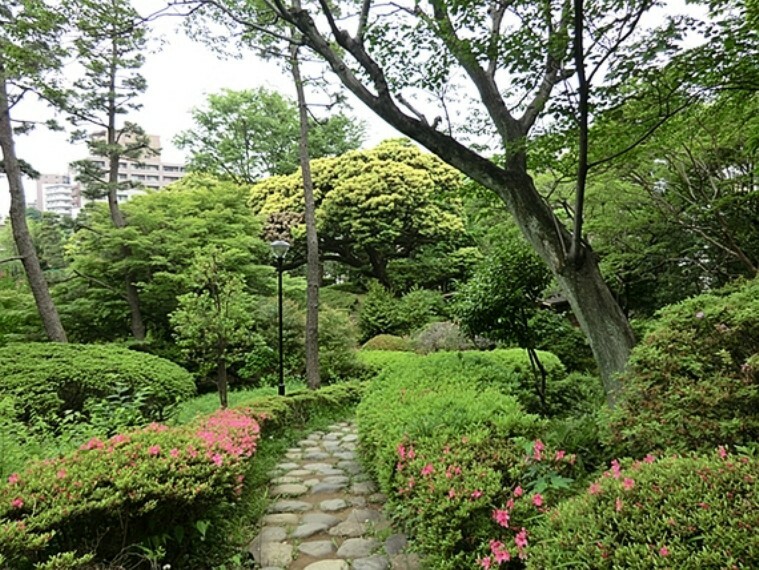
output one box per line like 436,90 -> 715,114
56,469 -> 67,479
407,447 -> 416,459
421,463 -> 434,476
513,485 -> 524,497
448,488 -> 456,499
397,444 -> 406,460
615,497 -> 623,512
532,439 -> 545,461
623,478 -> 635,491
610,459 -> 622,479
659,546 -> 669,557
7,473 -> 19,485
11,498 -> 23,509
489,539 -> 504,552
148,445 -> 161,456
490,540 -> 511,563
644,454 -> 656,464
717,446 -> 728,459
555,450 -> 566,461
211,453 -> 223,466
588,482 -> 602,495
479,556 -> 491,569
170,448 -> 180,458
532,493 -> 543,507
514,528 -> 528,549
471,489 -> 483,499
492,508 -> 510,527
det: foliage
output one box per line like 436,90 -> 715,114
410,321 -> 479,353
0,280 -> 44,345
361,334 -> 413,352
0,343 -> 195,425
528,311 -> 596,373
174,87 -> 364,183
0,409 -> 260,569
250,139 -> 470,286
527,450 -> 759,569
605,278 -> 759,457
358,282 -> 446,341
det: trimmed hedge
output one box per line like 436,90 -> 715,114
605,278 -> 759,457
361,334 -> 413,352
0,382 -> 363,569
0,343 -> 196,423
528,450 -> 759,569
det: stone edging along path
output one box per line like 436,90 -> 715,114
248,422 -> 421,570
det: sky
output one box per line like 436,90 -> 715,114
0,12 -> 400,218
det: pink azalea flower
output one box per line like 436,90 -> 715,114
170,448 -> 180,458
659,546 -> 669,557
489,539 -> 504,552
11,498 -> 23,509
492,508 -> 510,527
448,488 -> 456,499
588,482 -> 602,495
506,498 -> 515,509
555,450 -> 566,461
471,489 -> 483,499
7,473 -> 19,485
513,485 -> 524,497
148,445 -> 161,456
644,454 -> 656,464
717,446 -> 728,459
397,444 -> 406,460
615,497 -> 623,512
610,459 -> 622,479
623,478 -> 635,491
494,547 -> 511,563
514,528 -> 528,549
532,439 -> 545,461
211,453 -> 223,466
479,556 -> 492,569
532,493 -> 543,507
421,463 -> 434,476
56,469 -> 67,479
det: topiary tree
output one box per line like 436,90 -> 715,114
604,277 -> 759,457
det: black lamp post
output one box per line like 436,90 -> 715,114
270,240 -> 290,396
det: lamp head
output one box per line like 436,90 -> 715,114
270,240 -> 291,259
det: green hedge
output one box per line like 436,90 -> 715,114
356,350 -> 590,567
0,343 -> 196,424
0,382 -> 363,569
361,334 -> 413,352
528,450 -> 759,569
605,278 -> 759,457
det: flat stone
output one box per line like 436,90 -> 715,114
305,561 -> 349,570
304,478 -> 321,487
351,482 -> 377,495
298,540 -> 336,557
304,451 -> 331,460
353,473 -> 371,483
352,509 -> 381,523
257,542 -> 293,567
349,496 -> 367,507
320,468 -> 346,477
286,452 -> 303,460
291,522 -> 329,539
271,476 -> 302,485
286,469 -> 313,477
267,469 -> 283,478
262,513 -> 300,525
320,499 -> 348,512
390,553 -> 421,569
312,482 -> 348,494
307,432 -> 324,441
342,434 -> 359,442
302,512 -> 341,528
272,483 -> 309,496
335,451 -> 356,460
324,441 -> 341,451
268,500 -> 312,513
353,556 -> 390,570
324,475 -> 350,484
303,462 -> 334,473
324,432 -> 341,440
287,447 -> 302,453
329,518 -> 366,538
300,439 -> 319,447
337,461 -> 362,474
384,534 -> 407,557
276,462 -> 299,470
248,526 -> 288,553
337,538 -> 380,559
368,493 -> 387,504
341,443 -> 357,451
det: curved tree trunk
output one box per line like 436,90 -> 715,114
0,67 -> 67,342
290,37 -> 320,390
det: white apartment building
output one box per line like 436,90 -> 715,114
43,183 -> 78,217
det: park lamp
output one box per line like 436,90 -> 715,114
270,240 -> 290,396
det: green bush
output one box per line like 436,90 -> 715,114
527,450 -> 759,569
0,343 -> 196,425
411,321 -> 476,353
361,334 -> 413,352
529,310 -> 596,372
356,349 -> 587,567
358,283 -> 446,341
605,278 -> 759,457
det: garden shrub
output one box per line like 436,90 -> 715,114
358,283 -> 446,341
529,311 -> 596,373
0,343 -> 196,425
356,350 -> 590,567
527,450 -> 759,569
605,277 -> 759,457
361,334 -> 413,352
411,321 -> 476,353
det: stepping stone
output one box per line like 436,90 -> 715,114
320,499 -> 348,512
298,540 -> 336,557
262,513 -> 300,525
305,561 -> 349,570
271,476 -> 301,484
337,538 -> 380,559
251,542 -> 293,567
390,553 -> 421,569
286,452 -> 303,460
337,461 -> 362,474
335,452 -> 356,460
368,493 -> 387,504
291,522 -> 329,539
302,512 -> 341,528
287,447 -> 302,453
248,526 -> 287,549
353,473 -> 371,483
384,534 -> 408,557
352,509 -> 381,523
307,432 -> 324,441
300,439 -> 320,447
276,462 -> 299,470
351,482 -> 377,495
349,496 -> 367,507
286,469 -> 313,477
324,433 -> 341,441
268,500 -> 312,513
304,478 -> 321,487
312,482 -> 348,494
303,463 -> 334,473
271,483 -> 309,496
304,451 -> 331,460
324,441 -> 341,451
324,475 -> 350,484
353,556 -> 390,570
329,518 -> 366,538
342,434 -> 359,443
342,443 -> 358,451
320,468 -> 346,477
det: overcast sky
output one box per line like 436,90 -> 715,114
0,11 -> 399,217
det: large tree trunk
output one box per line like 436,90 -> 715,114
290,40 -> 320,390
0,67 -> 67,342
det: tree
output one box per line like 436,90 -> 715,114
175,0 -> 753,404
174,87 -> 364,183
251,139 -> 470,287
0,0 -> 67,342
170,248 -> 257,408
65,0 -> 154,340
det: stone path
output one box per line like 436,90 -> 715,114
248,421 -> 420,570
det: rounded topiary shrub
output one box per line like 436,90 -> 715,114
605,278 -> 759,457
411,321 -> 476,353
0,343 -> 196,423
528,450 -> 758,569
361,334 -> 412,352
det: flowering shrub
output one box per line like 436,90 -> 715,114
605,278 -> 759,457
0,343 -> 196,425
527,449 -> 759,569
0,408 -> 260,569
